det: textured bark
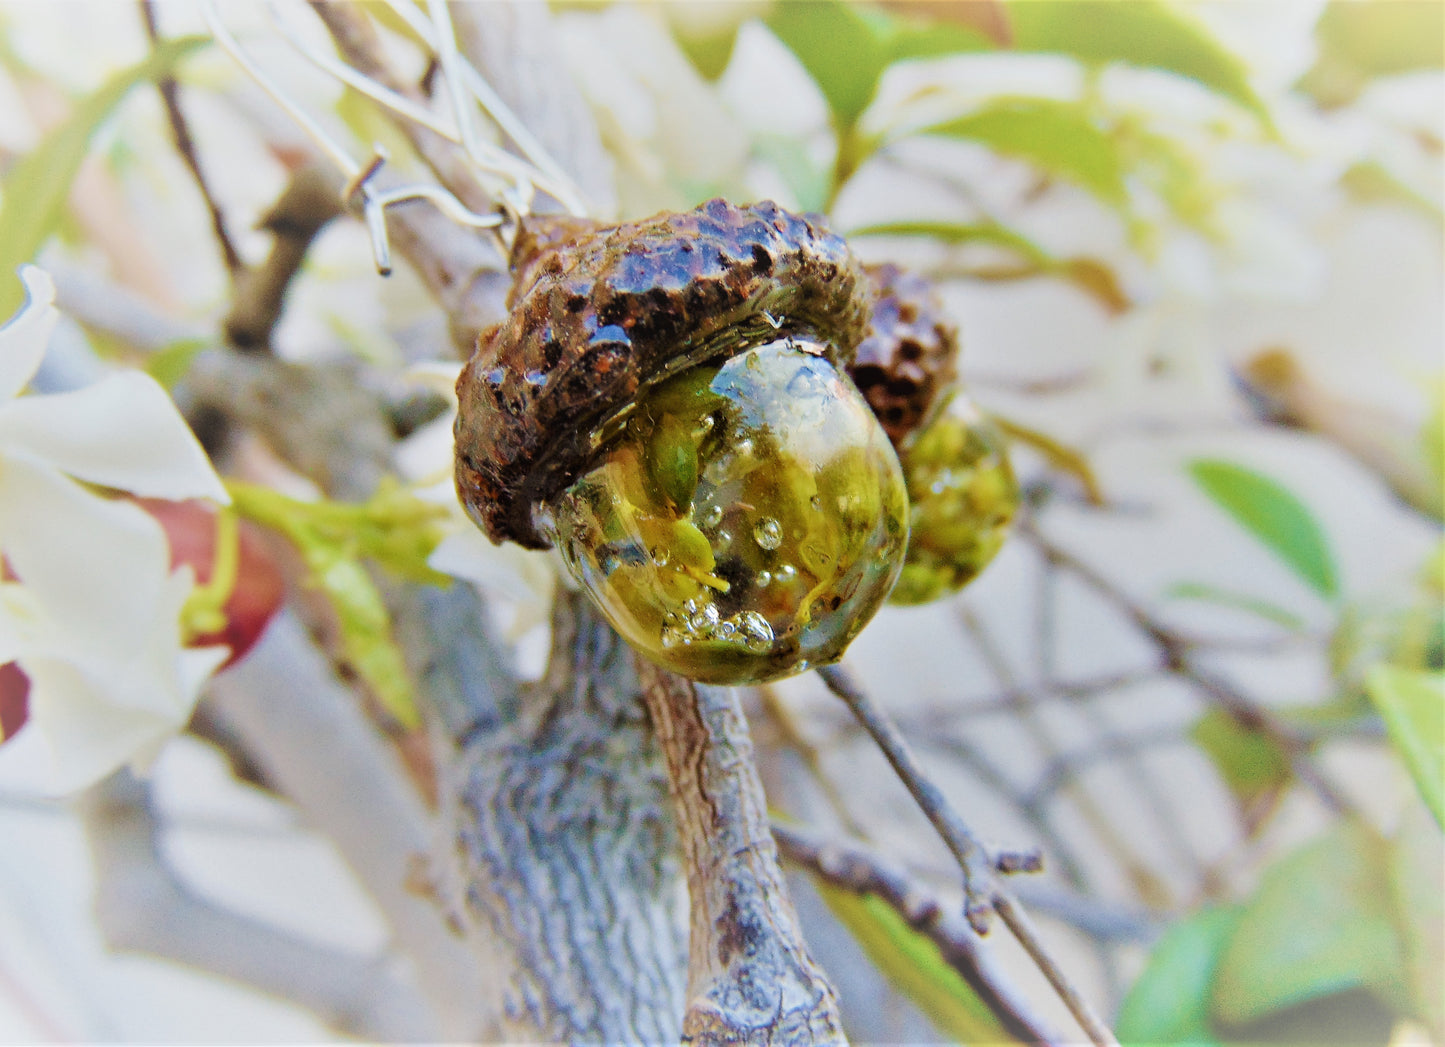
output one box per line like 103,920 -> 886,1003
637,662 -> 848,1045
434,590 -> 688,1042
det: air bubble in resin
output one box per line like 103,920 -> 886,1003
545,339 -> 909,684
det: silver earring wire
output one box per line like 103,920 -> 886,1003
199,0 -> 582,274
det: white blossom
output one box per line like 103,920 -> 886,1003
0,266 -> 230,792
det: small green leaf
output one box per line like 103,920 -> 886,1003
227,480 -> 453,730
765,1 -> 992,131
1165,581 -> 1306,631
144,336 -> 210,390
1008,1 -> 1270,127
913,98 -> 1128,208
0,35 -> 209,316
848,219 -> 1128,314
813,880 -> 1015,1044
1190,708 -> 1291,814
1366,666 -> 1445,829
1388,803 -> 1445,1037
1301,1 -> 1445,106
1117,906 -> 1241,1046
1189,459 -> 1339,600
1212,820 -> 1408,1025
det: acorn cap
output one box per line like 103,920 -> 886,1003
455,199 -> 870,549
848,263 -> 960,449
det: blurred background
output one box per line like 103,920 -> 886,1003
0,1 -> 1440,1043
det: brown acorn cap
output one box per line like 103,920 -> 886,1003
848,263 -> 960,449
455,199 -> 870,549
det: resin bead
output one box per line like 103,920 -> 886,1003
889,398 -> 1018,606
545,339 -> 909,684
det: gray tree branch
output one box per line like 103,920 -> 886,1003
638,661 -> 848,1045
78,770 -> 436,1041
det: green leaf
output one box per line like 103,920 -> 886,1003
227,480 -> 453,730
913,98 -> 1128,208
0,35 -> 209,316
1188,459 -> 1339,600
1388,803 -> 1445,1037
848,219 -> 1128,315
1164,581 -> 1306,631
1301,1 -> 1445,106
1212,820 -> 1408,1025
1190,708 -> 1291,814
1008,1 -> 1270,127
143,336 -> 210,390
1366,666 -> 1445,829
813,880 -> 1015,1044
765,1 -> 992,131
753,135 -> 830,215
1117,906 -> 1241,1046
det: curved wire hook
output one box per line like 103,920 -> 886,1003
200,0 -> 549,274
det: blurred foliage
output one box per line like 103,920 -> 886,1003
0,35 -> 208,316
227,479 -> 451,730
1188,459 -> 1340,601
1301,0 -> 1445,107
813,881 -> 1016,1045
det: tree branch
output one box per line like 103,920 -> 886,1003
816,663 -> 1119,1047
637,660 -> 848,1045
78,770 -> 436,1041
417,587 -> 688,1043
772,822 -> 1061,1045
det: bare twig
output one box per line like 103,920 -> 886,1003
816,663 -> 1120,1047
78,770 -> 436,1041
773,822 -> 1061,1046
222,165 -> 345,352
139,0 -> 244,277
638,661 -> 849,1044
1020,522 -> 1359,817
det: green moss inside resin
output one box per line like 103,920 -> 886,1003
889,403 -> 1019,606
546,339 -> 909,684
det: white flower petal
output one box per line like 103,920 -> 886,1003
0,370 -> 228,503
0,455 -> 169,659
21,656 -> 181,793
0,266 -> 58,402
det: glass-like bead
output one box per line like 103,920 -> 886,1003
545,338 -> 909,684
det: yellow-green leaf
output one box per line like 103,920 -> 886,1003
1212,820 -> 1408,1025
1190,708 -> 1291,813
765,0 -> 992,131
1189,459 -> 1339,600
1008,1 -> 1271,127
144,336 -> 210,390
914,98 -> 1128,209
1301,1 -> 1445,107
848,219 -> 1128,314
1117,906 -> 1240,1046
0,35 -> 209,316
1388,803 -> 1445,1037
1366,666 -> 1445,829
813,881 -> 1015,1044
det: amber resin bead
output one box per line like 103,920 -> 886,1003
889,396 -> 1018,606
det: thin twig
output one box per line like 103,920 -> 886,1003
816,663 -> 1120,1047
140,0 -> 244,277
1019,522 -> 1360,817
816,663 -> 1000,936
772,822 -> 1062,1046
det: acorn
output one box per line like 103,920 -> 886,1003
454,199 -> 909,684
850,262 -> 959,450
